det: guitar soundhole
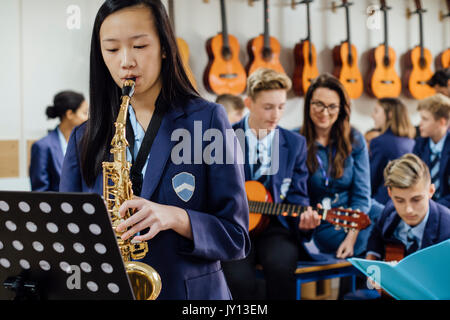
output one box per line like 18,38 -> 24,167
383,56 -> 390,67
219,73 -> 238,79
262,47 -> 273,61
221,47 -> 232,61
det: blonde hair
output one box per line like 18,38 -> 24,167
384,153 -> 430,189
417,93 -> 450,122
246,68 -> 292,100
378,98 -> 416,139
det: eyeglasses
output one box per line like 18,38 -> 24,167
311,100 -> 340,115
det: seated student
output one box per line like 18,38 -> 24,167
222,68 -> 321,300
370,98 -> 416,205
366,153 -> 450,261
427,68 -> 450,98
29,91 -> 88,191
216,93 -> 246,125
413,93 -> 450,208
300,73 -> 372,259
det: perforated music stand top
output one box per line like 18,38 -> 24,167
0,191 -> 134,300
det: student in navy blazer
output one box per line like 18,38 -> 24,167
29,91 -> 88,191
369,98 -> 416,205
366,154 -> 450,260
413,94 -> 450,208
222,68 -> 321,300
60,0 -> 250,300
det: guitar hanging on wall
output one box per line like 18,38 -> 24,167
366,0 -> 401,98
246,0 -> 285,76
203,0 -> 247,95
168,0 -> 197,89
402,0 -> 435,100
436,0 -> 450,69
292,0 -> 319,96
246,181 -> 371,235
331,0 -> 363,99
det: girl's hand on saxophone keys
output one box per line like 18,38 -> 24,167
116,196 -> 193,242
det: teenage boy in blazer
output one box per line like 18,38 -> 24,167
222,68 -> 321,300
366,154 -> 450,261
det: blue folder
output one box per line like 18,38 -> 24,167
348,239 -> 450,300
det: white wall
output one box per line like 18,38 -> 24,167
0,0 -> 449,190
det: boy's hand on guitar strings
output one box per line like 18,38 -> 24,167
298,206 -> 321,231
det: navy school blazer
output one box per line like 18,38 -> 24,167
366,200 -> 450,259
60,98 -> 251,300
29,127 -> 64,191
232,119 -> 311,244
413,132 -> 450,208
370,129 -> 415,204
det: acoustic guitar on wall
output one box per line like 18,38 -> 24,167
366,0 -> 401,98
168,0 -> 197,89
246,0 -> 285,76
436,0 -> 450,69
292,0 -> 319,96
403,0 -> 435,100
331,0 -> 363,99
203,0 -> 247,95
246,180 -> 371,235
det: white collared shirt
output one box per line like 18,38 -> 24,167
126,105 -> 148,176
56,126 -> 68,156
244,114 -> 275,180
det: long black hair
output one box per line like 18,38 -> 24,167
46,91 -> 85,120
81,0 -> 199,186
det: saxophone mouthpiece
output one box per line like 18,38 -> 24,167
122,78 -> 136,98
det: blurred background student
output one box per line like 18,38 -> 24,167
216,93 -> 246,125
413,93 -> 450,208
369,98 -> 416,205
29,90 -> 88,191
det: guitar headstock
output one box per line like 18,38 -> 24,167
324,207 -> 371,232
332,0 -> 353,13
379,0 -> 391,12
407,0 -> 426,18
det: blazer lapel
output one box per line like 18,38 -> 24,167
439,132 -> 450,188
140,107 -> 185,200
270,128 -> 288,203
421,201 -> 439,249
233,119 -> 251,180
48,127 -> 64,172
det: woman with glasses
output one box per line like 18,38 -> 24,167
300,73 -> 372,259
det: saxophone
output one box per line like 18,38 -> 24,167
102,78 -> 161,300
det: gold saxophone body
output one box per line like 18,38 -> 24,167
102,78 -> 161,300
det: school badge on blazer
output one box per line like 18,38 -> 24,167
172,172 -> 195,202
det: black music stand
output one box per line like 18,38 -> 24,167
0,191 -> 134,300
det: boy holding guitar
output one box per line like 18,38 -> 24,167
366,153 -> 450,262
222,68 -> 321,300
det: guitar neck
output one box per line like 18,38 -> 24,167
220,0 -> 230,48
345,5 -> 351,49
248,200 -> 326,219
168,0 -> 176,34
418,11 -> 424,58
263,0 -> 270,49
383,8 -> 388,56
306,1 -> 312,42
